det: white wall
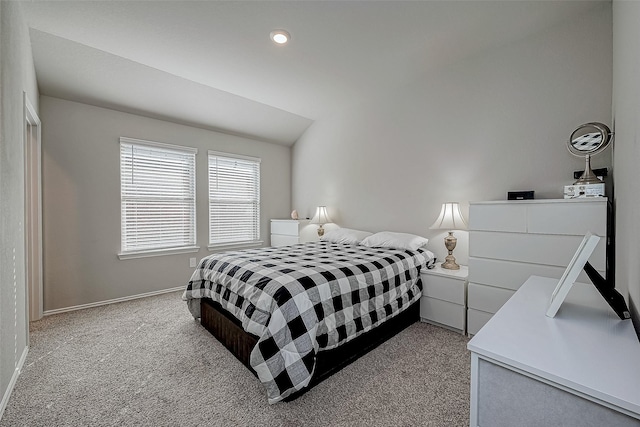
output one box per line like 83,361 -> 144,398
292,4 -> 612,266
612,0 -> 640,335
40,96 -> 291,311
0,0 -> 39,418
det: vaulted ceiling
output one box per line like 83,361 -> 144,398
21,1 -> 603,145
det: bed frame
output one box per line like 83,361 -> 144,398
200,297 -> 420,401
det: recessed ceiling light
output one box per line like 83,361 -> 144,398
270,30 -> 290,45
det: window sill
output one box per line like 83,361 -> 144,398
207,241 -> 264,252
118,246 -> 200,260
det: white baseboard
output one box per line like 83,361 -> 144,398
0,346 -> 29,422
43,286 -> 185,316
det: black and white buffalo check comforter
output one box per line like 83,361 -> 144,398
182,242 -> 432,403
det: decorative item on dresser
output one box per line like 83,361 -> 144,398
467,198 -> 608,336
310,206 -> 332,237
546,232 -> 601,318
564,122 -> 612,199
568,122 -> 612,186
429,202 -> 468,270
546,232 -> 630,320
270,219 -> 310,246
419,264 -> 468,334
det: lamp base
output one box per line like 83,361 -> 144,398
441,231 -> 460,270
441,255 -> 461,270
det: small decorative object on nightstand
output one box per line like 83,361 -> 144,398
429,202 -> 468,270
420,264 -> 468,334
310,206 -> 332,237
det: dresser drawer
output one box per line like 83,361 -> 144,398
467,308 -> 493,336
469,203 -> 527,232
468,283 -> 514,313
421,273 -> 465,305
468,257 -> 604,291
271,234 -> 299,247
527,201 -> 607,236
469,231 -> 606,271
470,200 -> 607,236
270,220 -> 301,236
420,297 -> 465,331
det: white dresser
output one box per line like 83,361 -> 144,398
467,198 -> 608,335
270,219 -> 311,247
468,276 -> 640,426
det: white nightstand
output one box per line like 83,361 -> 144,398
270,219 -> 311,246
419,264 -> 468,335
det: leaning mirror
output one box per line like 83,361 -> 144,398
568,122 -> 612,185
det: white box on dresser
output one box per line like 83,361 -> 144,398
467,198 -> 608,336
270,219 -> 311,247
420,265 -> 468,334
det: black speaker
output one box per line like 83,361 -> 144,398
507,191 -> 534,200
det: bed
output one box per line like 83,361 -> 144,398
182,233 -> 433,403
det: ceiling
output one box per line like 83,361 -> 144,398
20,1 -> 603,146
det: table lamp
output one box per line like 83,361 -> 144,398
311,206 -> 332,237
429,202 -> 468,270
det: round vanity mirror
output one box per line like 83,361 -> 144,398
568,122 -> 612,156
568,122 -> 612,185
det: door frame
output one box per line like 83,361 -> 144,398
24,93 -> 42,324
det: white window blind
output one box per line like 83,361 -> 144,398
120,137 -> 197,254
208,151 -> 261,246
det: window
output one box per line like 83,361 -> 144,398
208,151 -> 261,248
119,137 -> 197,258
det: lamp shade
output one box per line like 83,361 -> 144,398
310,206 -> 332,225
429,202 -> 468,231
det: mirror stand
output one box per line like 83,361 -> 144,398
574,154 -> 603,185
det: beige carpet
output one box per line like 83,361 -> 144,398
1,291 -> 470,426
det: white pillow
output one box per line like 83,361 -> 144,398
359,231 -> 429,251
321,228 -> 373,245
